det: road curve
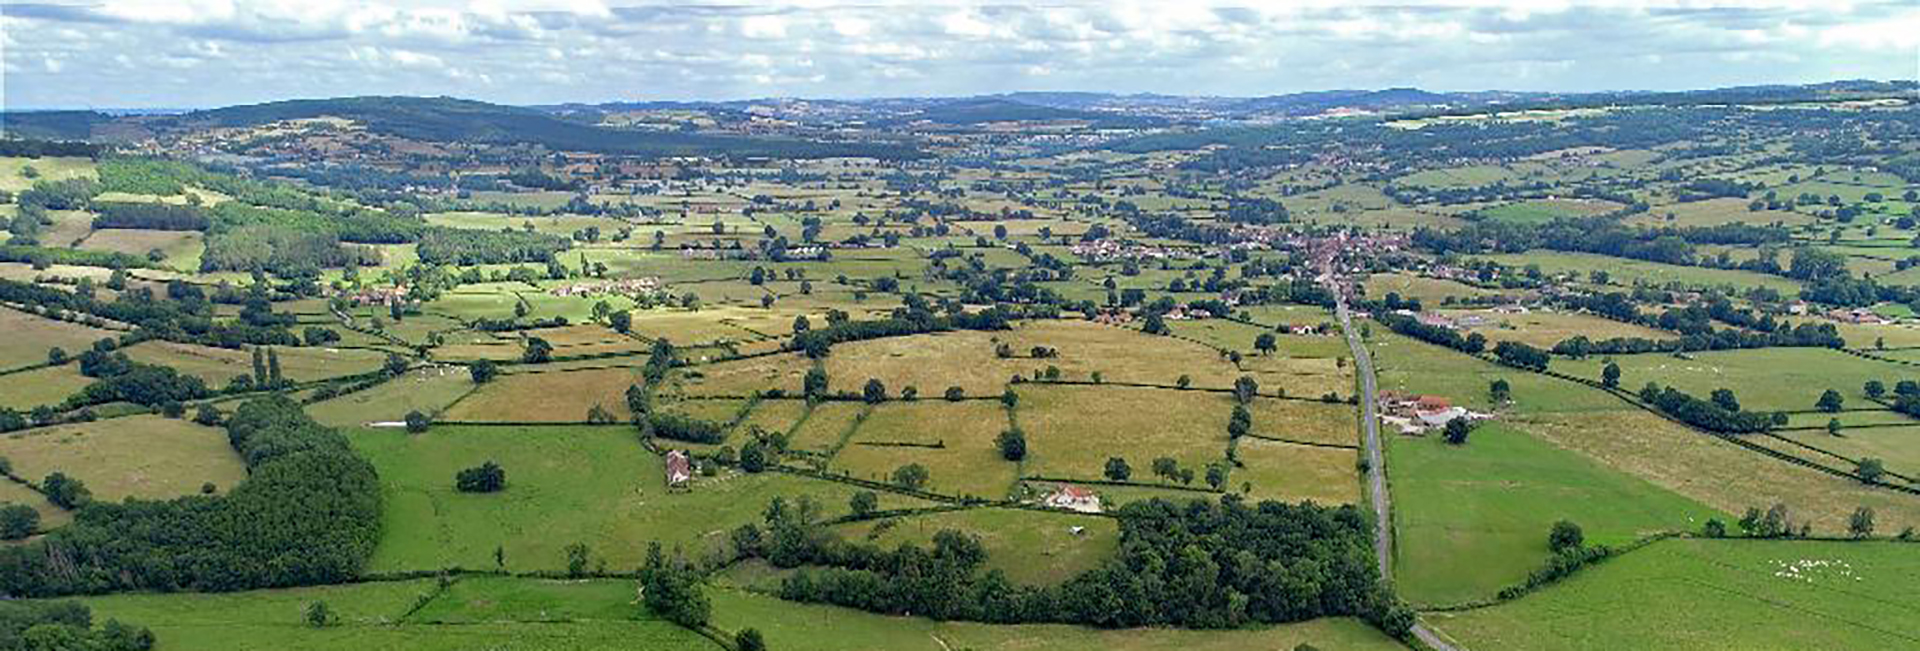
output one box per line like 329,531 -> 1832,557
1331,282 -> 1464,651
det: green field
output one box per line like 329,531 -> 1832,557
1430,538 -> 1920,650
1389,421 -> 1721,606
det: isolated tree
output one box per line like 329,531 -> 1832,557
1228,404 -> 1251,439
609,310 -> 632,334
943,386 -> 965,401
1150,457 -> 1179,480
306,601 -> 332,628
1176,374 -> 1192,389
803,367 -> 830,402
1489,378 -> 1511,403
1602,362 -> 1622,389
891,463 -> 929,490
1548,520 -> 1584,553
1254,332 -> 1277,355
470,359 -> 498,384
1816,389 -> 1844,413
1000,387 -> 1019,409
404,410 -> 431,433
1701,518 -> 1727,538
995,428 -> 1027,461
792,315 -> 810,334
1233,375 -> 1259,404
566,543 -> 592,578
1443,418 -> 1472,445
1828,418 -> 1843,437
1849,507 -> 1876,539
0,503 -> 39,540
1142,312 -> 1168,335
1857,457 -> 1886,484
1104,456 -> 1131,481
849,491 -> 878,519
456,461 -> 506,493
862,378 -> 887,404
1865,380 -> 1886,399
41,472 -> 89,509
522,337 -> 553,364
736,628 -> 767,651
1738,507 -> 1762,536
1204,463 -> 1228,490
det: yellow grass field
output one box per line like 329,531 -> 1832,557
832,400 -> 1018,499
122,340 -> 390,384
787,402 -> 868,452
1248,398 -> 1358,446
1445,308 -> 1675,349
443,366 -> 643,422
1016,384 -> 1232,482
0,308 -> 120,370
1232,439 -> 1360,505
0,415 -> 246,501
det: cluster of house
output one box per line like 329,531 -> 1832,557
1827,307 -> 1893,325
549,277 -> 660,297
341,285 -> 409,307
1407,310 -> 1492,330
1377,391 -> 1484,435
1068,239 -> 1192,262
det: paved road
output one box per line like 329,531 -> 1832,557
1330,278 -> 1463,651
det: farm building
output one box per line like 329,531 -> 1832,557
664,450 -> 692,489
1043,485 -> 1102,513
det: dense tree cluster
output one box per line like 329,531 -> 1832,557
90,202 -> 210,231
1638,383 -> 1779,434
1374,312 -> 1486,355
788,305 -> 1017,358
0,601 -> 152,651
761,496 -> 1408,635
0,396 -> 382,596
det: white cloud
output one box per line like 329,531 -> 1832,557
0,1 -> 1912,107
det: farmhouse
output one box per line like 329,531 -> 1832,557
1042,485 -> 1102,513
664,450 -> 692,489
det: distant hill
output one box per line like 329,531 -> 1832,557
885,98 -> 1164,128
0,110 -> 118,141
1228,88 -> 1461,116
166,96 -> 921,159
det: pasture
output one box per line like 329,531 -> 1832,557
1430,538 -> 1920,650
1015,384 -> 1231,483
0,307 -> 119,370
833,506 -> 1117,585
0,415 -> 247,502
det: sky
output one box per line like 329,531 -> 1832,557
2,0 -> 1917,109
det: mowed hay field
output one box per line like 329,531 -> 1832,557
0,365 -> 93,409
77,577 -> 715,651
709,590 -> 1409,651
785,401 -> 868,452
1247,398 -> 1358,446
304,366 -> 477,428
833,507 -> 1117,586
0,308 -> 121,370
122,340 -> 390,385
1364,272 -> 1501,304
832,400 -> 1017,500
1016,385 -> 1231,482
1429,538 -> 1920,650
353,425 -> 932,573
442,366 -> 642,422
1232,439 -> 1359,505
1554,347 -> 1905,412
1388,421 -> 1720,606
1446,308 -> 1675,349
0,415 -> 247,501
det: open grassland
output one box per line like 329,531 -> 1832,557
1232,439 -> 1359,505
1446,308 -> 1675,349
1775,423 -> 1920,480
834,507 -> 1117,586
122,340 -> 389,385
304,366 -> 476,428
1365,272 -> 1501,305
442,366 -> 641,422
1248,397 -> 1358,446
353,425 -> 932,574
1627,197 -> 1817,228
1554,347 -> 1906,412
786,402 -> 867,452
0,415 -> 246,502
1475,251 -> 1801,292
832,400 -> 1017,500
1367,331 -> 1622,415
0,478 -> 70,530
1430,538 -> 1920,650
734,398 -> 809,436
1475,198 -> 1622,224
0,365 -> 93,409
0,156 -> 95,192
1389,421 -> 1721,606
0,308 -> 119,370
77,577 -> 714,651
709,589 -> 1408,651
1516,409 -> 1920,536
1016,385 -> 1231,482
